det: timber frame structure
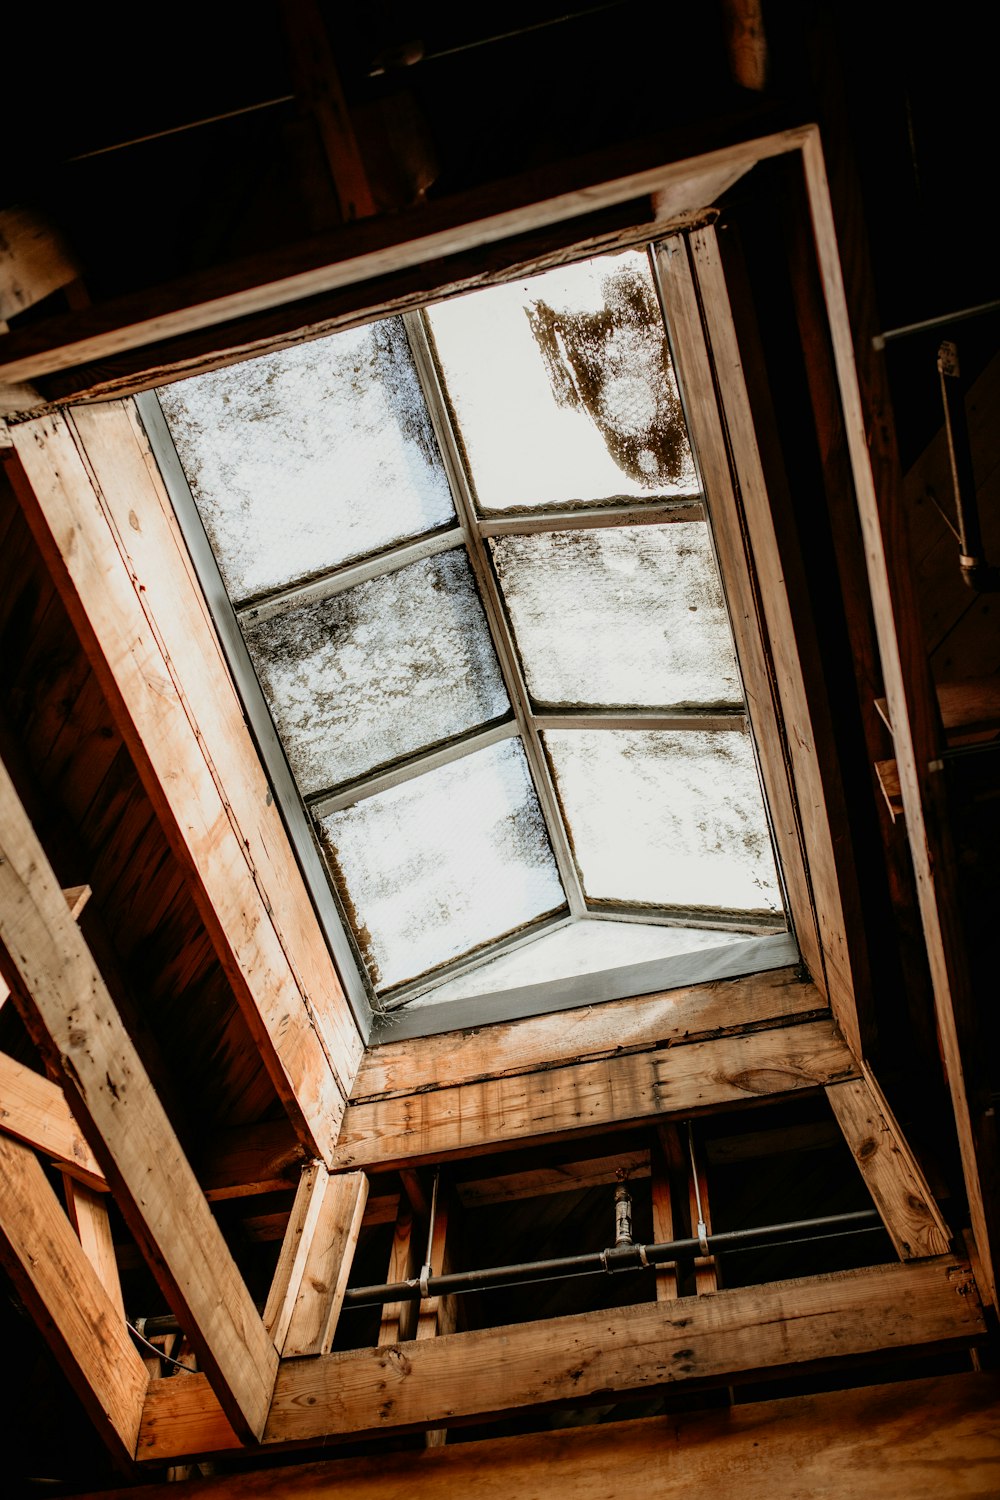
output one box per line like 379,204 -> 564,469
0,5 -> 998,1495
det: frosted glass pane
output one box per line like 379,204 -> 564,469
158,318 -> 455,601
545,730 -> 782,914
243,550 -> 509,793
417,918 -> 748,1006
492,525 -> 740,708
318,739 -> 564,990
427,251 -> 698,511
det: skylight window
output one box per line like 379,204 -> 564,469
150,246 -> 790,1035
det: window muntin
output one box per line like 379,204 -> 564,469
155,244 -> 788,1020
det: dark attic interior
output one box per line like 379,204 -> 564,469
0,3 -> 998,1495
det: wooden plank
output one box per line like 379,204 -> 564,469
0,129 -> 811,387
336,1019 -> 857,1170
135,1256 -> 983,1459
264,1162 -> 330,1352
378,1205 -> 419,1347
0,880 -> 90,1007
652,239 -> 825,999
352,967 -> 826,1101
0,1047 -> 105,1188
4,410 -> 358,1158
0,754 -> 278,1440
826,1070 -> 951,1259
874,758 -> 903,820
200,1119 -> 309,1201
0,206 -> 82,323
63,1175 -> 126,1319
0,1132 -> 148,1463
680,226 -> 869,1055
456,1149 -> 650,1208
81,1372 -> 1000,1500
283,1171 -> 369,1358
801,127 -> 1000,1307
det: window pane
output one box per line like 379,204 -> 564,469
159,317 -> 455,602
427,250 -> 698,512
413,917 -> 750,1007
545,729 -> 782,915
492,524 -> 741,708
318,738 -> 565,990
243,549 -> 509,793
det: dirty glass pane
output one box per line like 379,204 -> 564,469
415,917 -> 748,1006
491,524 -> 741,708
318,738 -> 565,991
158,318 -> 455,602
243,549 -> 509,793
427,251 -> 698,512
545,729 -> 782,915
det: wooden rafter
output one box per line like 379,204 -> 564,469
0,753 -> 278,1441
334,1019 -> 857,1170
3,404 -> 361,1160
0,1132 -> 148,1463
826,1068 -> 951,1259
135,1256 -> 983,1460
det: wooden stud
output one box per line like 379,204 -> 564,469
263,1162 -> 330,1352
0,1132 -> 148,1463
63,1175 -> 125,1319
826,1068 -> 951,1259
0,753 -> 278,1441
135,1256 -> 984,1459
0,1047 -> 105,1189
282,1171 -> 369,1358
378,1204 -> 419,1347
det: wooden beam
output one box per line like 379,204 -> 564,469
135,1256 -> 983,1459
0,881 -> 89,1007
0,754 -> 278,1440
0,206 -> 82,324
801,128 -> 1000,1306
378,1204 -> 419,1347
81,1372 -> 1000,1499
0,129 -> 811,387
4,406 -> 360,1159
652,238 -> 825,1006
264,1162 -> 330,1352
336,1019 -> 857,1170
351,967 -> 826,1101
0,1132 -> 148,1463
63,1175 -> 125,1319
0,1047 -> 105,1188
456,1149 -> 651,1208
826,1069 -> 951,1259
282,1171 -> 369,1358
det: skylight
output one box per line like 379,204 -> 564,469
150,246 -> 789,1032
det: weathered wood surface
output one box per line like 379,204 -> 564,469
826,1071 -> 950,1259
0,129 -> 813,386
264,1163 -> 330,1352
283,1170 -> 369,1357
82,1372 -> 1000,1499
353,967 -> 825,1101
801,129 -> 1000,1308
0,1047 -> 105,1187
63,1175 -> 126,1318
5,408 -> 359,1159
0,754 -> 278,1440
337,1019 -> 856,1170
688,226 -> 869,1056
0,881 -> 89,1006
0,1133 -> 148,1463
135,1256 -> 983,1460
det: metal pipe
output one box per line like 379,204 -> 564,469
341,1208 -> 881,1308
132,1209 -> 882,1338
872,297 -> 1000,350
